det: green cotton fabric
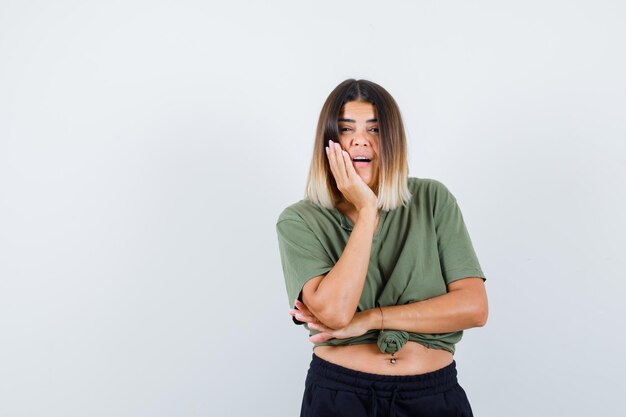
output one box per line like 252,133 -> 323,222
275,177 -> 486,354
377,330 -> 410,353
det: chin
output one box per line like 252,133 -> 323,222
357,171 -> 378,190
358,174 -> 371,184
365,178 -> 377,190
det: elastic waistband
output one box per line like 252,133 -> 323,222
308,352 -> 458,398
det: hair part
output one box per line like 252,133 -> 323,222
304,79 -> 412,211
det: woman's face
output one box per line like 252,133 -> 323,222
337,100 -> 380,192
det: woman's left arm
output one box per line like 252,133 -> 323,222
371,277 -> 488,334
293,277 -> 488,343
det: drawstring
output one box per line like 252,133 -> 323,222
369,385 -> 378,417
369,385 -> 400,417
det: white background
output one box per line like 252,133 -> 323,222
1,1 -> 625,416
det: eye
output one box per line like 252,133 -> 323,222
369,127 -> 379,133
339,127 -> 352,133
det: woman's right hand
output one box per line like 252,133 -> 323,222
326,139 -> 378,213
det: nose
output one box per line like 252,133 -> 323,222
351,129 -> 370,147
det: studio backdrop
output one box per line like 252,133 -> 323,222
1,1 -> 624,416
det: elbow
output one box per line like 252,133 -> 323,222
469,287 -> 489,328
318,307 -> 354,330
304,293 -> 354,329
473,304 -> 489,327
334,312 -> 355,329
308,294 -> 355,329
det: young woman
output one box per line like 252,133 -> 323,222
276,79 -> 488,417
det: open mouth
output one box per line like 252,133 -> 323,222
352,157 -> 371,167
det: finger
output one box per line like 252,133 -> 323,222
308,322 -> 330,332
294,300 -> 314,317
289,308 -> 318,323
294,299 -> 309,312
309,332 -> 335,343
340,149 -> 359,180
327,140 -> 346,186
325,143 -> 341,185
331,141 -> 349,181
297,313 -> 323,325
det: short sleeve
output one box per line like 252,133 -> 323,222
434,188 -> 486,285
276,218 -> 334,325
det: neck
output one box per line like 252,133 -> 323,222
337,200 -> 355,212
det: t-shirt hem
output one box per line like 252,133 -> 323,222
445,269 -> 487,284
311,336 -> 457,355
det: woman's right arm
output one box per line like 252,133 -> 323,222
301,207 -> 378,329
300,140 -> 380,329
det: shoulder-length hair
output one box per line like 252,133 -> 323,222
304,79 -> 412,211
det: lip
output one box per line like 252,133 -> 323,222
353,160 -> 371,168
350,154 -> 373,160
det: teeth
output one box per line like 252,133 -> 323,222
353,157 -> 370,161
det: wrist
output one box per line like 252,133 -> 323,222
366,307 -> 382,331
357,207 -> 379,226
358,205 -> 378,218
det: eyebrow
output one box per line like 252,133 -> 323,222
338,118 -> 378,123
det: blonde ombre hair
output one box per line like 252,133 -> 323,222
304,79 -> 412,211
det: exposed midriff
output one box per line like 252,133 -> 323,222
313,341 -> 454,376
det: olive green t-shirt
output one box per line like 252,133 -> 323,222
275,177 -> 486,354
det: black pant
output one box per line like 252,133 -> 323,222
300,352 -> 474,417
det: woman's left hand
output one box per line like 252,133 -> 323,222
289,300 -> 372,343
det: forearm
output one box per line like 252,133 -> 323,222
312,207 -> 378,327
364,287 -> 488,334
